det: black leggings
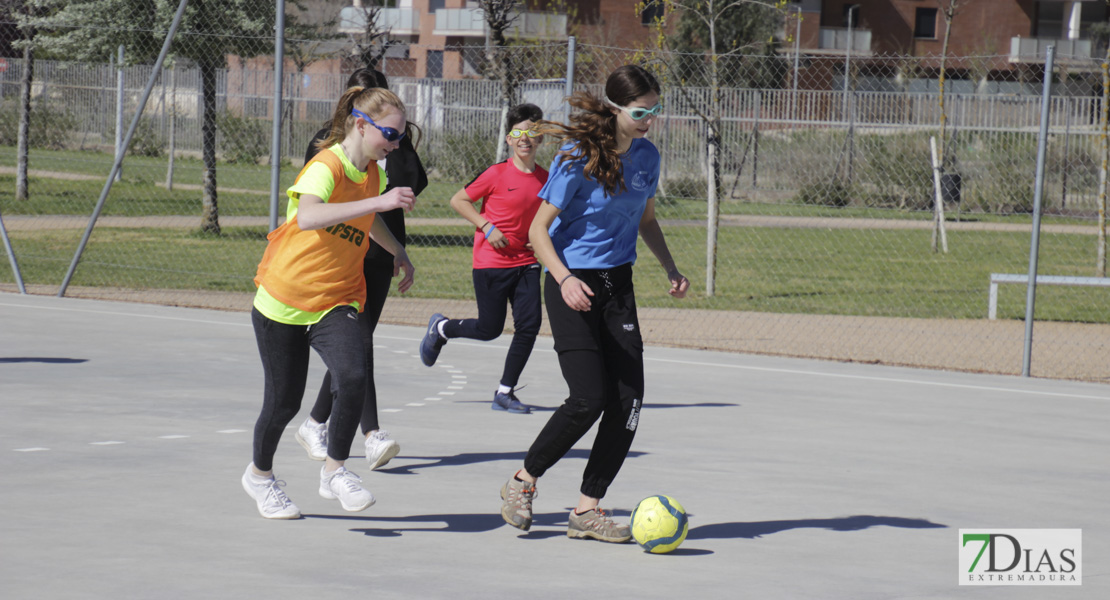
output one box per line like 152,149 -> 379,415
251,306 -> 365,471
309,266 -> 392,433
442,264 -> 542,388
523,264 -> 645,500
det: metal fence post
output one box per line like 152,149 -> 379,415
58,0 -> 191,297
269,0 -> 286,232
1023,45 -> 1056,377
564,35 -> 576,123
115,45 -> 124,182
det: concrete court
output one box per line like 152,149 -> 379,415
0,292 -> 1106,600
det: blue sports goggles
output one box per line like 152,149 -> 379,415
351,108 -> 406,142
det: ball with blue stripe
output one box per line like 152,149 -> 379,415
630,495 -> 688,553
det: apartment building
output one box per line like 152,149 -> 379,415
795,0 -> 1107,65
337,0 -> 665,78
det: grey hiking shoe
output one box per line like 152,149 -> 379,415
500,475 -> 537,531
567,507 -> 632,543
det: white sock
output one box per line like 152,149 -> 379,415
498,385 -> 512,395
248,470 -> 273,485
437,320 -> 448,338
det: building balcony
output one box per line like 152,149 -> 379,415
1009,36 -> 1094,61
817,27 -> 872,54
433,8 -> 566,40
338,7 -> 420,37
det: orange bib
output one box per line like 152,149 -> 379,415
254,149 -> 379,313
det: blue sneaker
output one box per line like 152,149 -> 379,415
419,313 -> 448,366
492,389 -> 531,414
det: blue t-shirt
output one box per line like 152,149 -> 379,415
539,138 -> 660,269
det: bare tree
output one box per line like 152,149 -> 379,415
478,0 -> 522,161
646,0 -> 784,297
348,1 -> 389,70
935,0 -> 970,170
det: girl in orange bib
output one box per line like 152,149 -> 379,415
242,86 -> 416,519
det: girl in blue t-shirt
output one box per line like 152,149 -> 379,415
499,65 -> 690,543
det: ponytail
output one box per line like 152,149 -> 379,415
536,91 -> 624,197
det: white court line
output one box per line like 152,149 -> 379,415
447,386 -> 464,390
14,447 -> 49,452
218,429 -> 247,434
12,300 -> 1101,402
90,441 -> 125,446
645,357 -> 1110,401
437,391 -> 455,396
406,403 -> 425,407
159,435 -> 189,439
423,397 -> 441,401
383,408 -> 403,413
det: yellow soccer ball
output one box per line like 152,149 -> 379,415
630,495 -> 688,554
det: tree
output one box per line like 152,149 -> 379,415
934,0 -> 968,172
4,0 -> 50,203
644,0 -> 785,296
34,0 -> 277,234
346,1 -> 388,70
478,0 -> 523,162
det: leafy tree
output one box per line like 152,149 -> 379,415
33,0 -> 278,234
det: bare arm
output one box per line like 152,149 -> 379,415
368,217 -> 415,294
296,186 -> 415,231
450,187 -> 506,248
529,201 -> 594,311
639,196 -> 689,298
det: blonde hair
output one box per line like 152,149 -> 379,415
314,86 -> 407,153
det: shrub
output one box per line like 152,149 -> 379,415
217,111 -> 270,164
658,175 -> 707,202
795,180 -> 851,208
0,99 -> 78,149
127,117 -> 164,158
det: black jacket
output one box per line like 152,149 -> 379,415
304,128 -> 428,268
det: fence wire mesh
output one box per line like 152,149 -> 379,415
2,3 -> 1110,381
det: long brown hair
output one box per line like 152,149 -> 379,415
538,65 -> 661,197
314,86 -> 407,153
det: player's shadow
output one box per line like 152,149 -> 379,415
456,401 -> 739,412
687,515 -> 946,540
373,448 -> 647,475
0,357 -> 88,364
306,512 -> 505,536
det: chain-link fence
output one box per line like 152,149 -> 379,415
2,3 -> 1109,381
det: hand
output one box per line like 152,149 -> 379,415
486,225 -> 508,250
560,275 -> 594,311
668,270 -> 689,299
373,186 -> 416,213
393,251 -> 415,294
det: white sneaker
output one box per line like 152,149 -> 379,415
241,464 -> 300,520
295,418 -> 327,461
319,466 -> 375,512
365,430 -> 400,470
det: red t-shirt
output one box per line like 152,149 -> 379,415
464,160 -> 549,269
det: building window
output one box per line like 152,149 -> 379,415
641,0 -> 665,25
915,7 -> 938,39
